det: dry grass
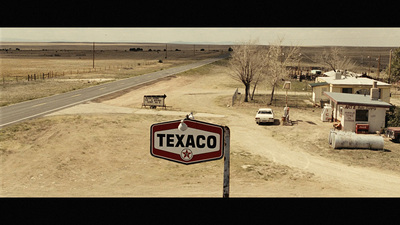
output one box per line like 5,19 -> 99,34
0,80 -> 101,107
0,42 -> 229,106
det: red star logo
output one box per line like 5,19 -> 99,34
180,149 -> 193,161
182,149 -> 191,158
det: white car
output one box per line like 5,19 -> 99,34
255,108 -> 274,125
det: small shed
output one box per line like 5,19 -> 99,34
323,92 -> 391,133
309,82 -> 329,106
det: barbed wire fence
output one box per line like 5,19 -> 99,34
1,44 -> 229,86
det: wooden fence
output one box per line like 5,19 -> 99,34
232,88 -> 241,106
1,60 -> 159,85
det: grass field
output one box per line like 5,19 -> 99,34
1,42 -> 229,79
0,42 -> 229,106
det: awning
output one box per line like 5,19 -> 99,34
323,92 -> 391,108
308,82 -> 328,88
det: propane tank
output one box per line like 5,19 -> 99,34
329,130 -> 384,150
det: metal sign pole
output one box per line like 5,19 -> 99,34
223,126 -> 230,198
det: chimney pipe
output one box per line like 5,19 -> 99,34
370,81 -> 379,100
335,71 -> 341,80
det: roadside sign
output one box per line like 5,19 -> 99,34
143,94 -> 167,109
150,119 -> 225,165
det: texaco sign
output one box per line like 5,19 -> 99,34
150,119 -> 225,165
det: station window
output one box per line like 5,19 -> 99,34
342,88 -> 353,94
356,110 -> 368,121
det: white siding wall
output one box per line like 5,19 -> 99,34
340,108 -> 356,132
339,107 -> 387,133
312,86 -> 329,103
368,108 -> 387,133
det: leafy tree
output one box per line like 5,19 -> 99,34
386,105 -> 400,127
387,47 -> 400,83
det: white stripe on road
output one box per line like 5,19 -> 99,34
31,103 -> 47,108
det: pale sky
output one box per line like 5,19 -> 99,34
1,27 -> 400,47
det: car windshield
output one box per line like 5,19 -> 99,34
258,111 -> 272,114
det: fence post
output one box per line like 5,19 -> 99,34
232,88 -> 238,106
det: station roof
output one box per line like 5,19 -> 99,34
324,70 -> 362,78
320,76 -> 391,86
323,92 -> 392,108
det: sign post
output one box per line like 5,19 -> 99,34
150,117 -> 230,197
222,126 -> 230,198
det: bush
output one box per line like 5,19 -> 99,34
386,105 -> 400,127
129,48 -> 143,52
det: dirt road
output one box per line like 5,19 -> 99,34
99,63 -> 400,197
2,61 -> 400,197
227,111 -> 400,196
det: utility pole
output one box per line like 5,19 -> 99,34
165,43 -> 167,59
368,55 -> 371,76
377,55 -> 381,79
388,49 -> 392,84
193,44 -> 195,56
92,42 -> 95,68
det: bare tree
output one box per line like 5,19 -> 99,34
229,40 -> 265,102
264,38 -> 300,105
319,47 -> 356,72
250,65 -> 266,100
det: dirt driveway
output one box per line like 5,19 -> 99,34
1,61 -> 400,197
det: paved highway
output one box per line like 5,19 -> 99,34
0,54 -> 229,128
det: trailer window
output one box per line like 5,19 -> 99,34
356,110 -> 368,122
